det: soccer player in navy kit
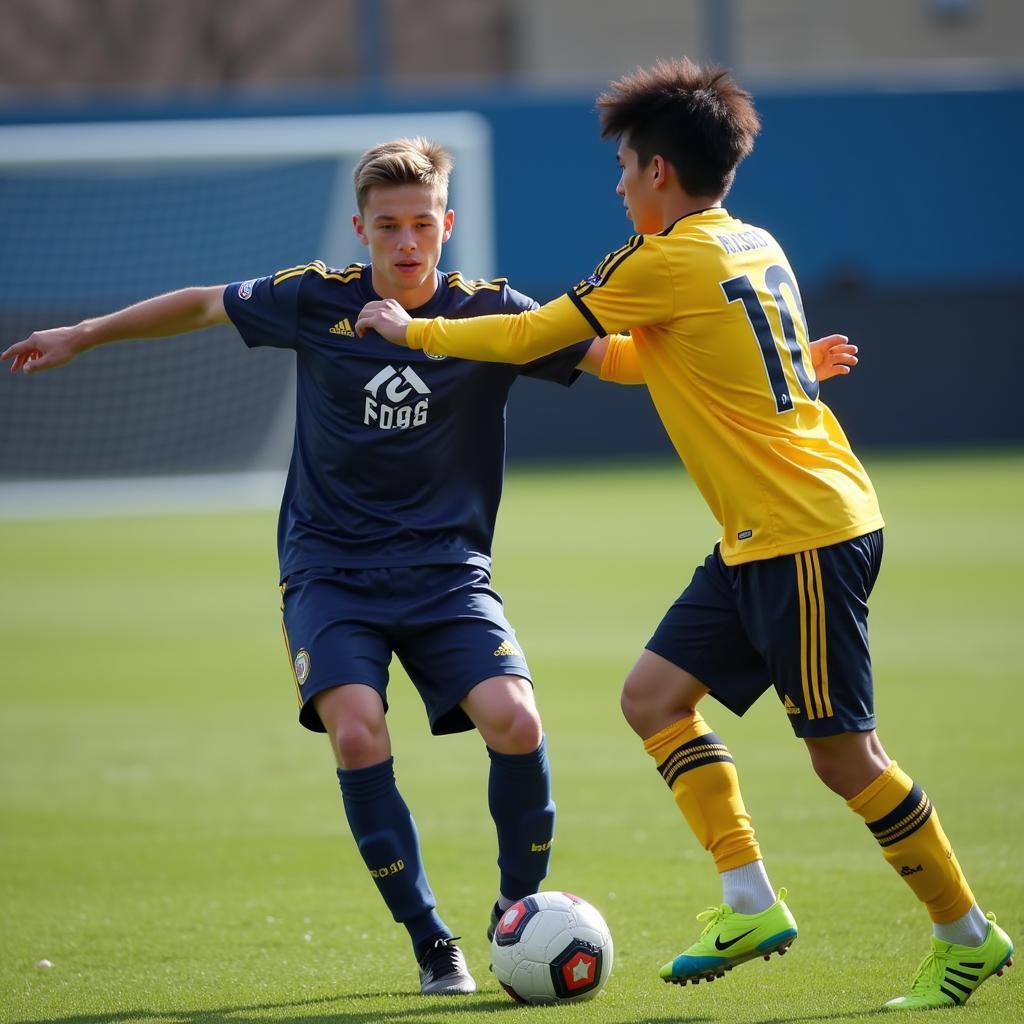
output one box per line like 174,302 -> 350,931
3,136 -> 856,997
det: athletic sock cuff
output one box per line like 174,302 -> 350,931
486,735 -> 547,770
642,712 -> 710,762
846,760 -> 913,819
337,757 -> 396,801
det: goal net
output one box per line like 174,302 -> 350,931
0,112 -> 493,490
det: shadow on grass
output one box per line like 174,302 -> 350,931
602,1011 -> 887,1024
603,1019 -> 704,1024
11,1008 -> 719,1024
9,992 -> 905,1024
746,1010 -> 891,1024
10,992 -> 524,1024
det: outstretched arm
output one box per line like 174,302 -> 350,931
354,298 -> 857,384
356,294 -> 596,365
2,286 -> 229,374
356,236 -> 676,363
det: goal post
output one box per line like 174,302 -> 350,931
0,112 -> 494,491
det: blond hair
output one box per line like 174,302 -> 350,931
353,137 -> 454,213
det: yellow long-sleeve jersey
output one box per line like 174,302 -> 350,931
407,207 -> 883,564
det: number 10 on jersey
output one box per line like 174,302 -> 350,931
722,264 -> 820,413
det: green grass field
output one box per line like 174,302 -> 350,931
2,452 -> 1022,1024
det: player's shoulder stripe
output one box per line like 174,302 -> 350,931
592,234 -> 642,280
272,261 -> 313,284
574,234 -> 644,297
273,261 -> 365,286
599,233 -> 645,282
447,271 -> 509,294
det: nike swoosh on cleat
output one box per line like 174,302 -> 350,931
714,929 -> 757,951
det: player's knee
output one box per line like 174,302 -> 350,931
813,759 -> 874,800
315,684 -> 389,768
806,734 -> 889,799
330,716 -> 389,768
489,700 -> 543,754
620,653 -> 703,739
619,682 -> 647,735
620,676 -> 669,737
809,751 -> 849,795
620,670 -> 686,738
465,676 -> 542,753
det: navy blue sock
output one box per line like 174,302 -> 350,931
336,757 -> 448,955
487,736 -> 556,900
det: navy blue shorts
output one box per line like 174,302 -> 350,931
647,530 -> 884,738
279,564 -> 531,735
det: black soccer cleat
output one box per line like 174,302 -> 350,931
487,901 -> 502,943
418,935 -> 476,995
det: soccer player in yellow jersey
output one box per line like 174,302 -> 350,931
356,60 -> 1014,1011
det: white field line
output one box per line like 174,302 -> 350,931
0,472 -> 286,520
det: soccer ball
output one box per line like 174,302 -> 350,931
490,891 -> 613,1004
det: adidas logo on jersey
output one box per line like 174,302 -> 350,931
783,694 -> 801,716
493,640 -> 521,657
330,318 -> 355,336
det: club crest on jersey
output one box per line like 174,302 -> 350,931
294,648 -> 310,685
363,364 -> 431,430
238,279 -> 257,300
583,272 -> 603,287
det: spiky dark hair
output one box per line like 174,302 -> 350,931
597,58 -> 760,198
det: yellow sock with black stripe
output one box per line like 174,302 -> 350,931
643,712 -> 761,872
847,761 -> 975,923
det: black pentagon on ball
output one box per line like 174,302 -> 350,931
549,939 -> 604,999
493,895 -> 540,947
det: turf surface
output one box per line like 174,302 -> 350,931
2,452 -> 1022,1023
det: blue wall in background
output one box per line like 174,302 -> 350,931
462,86 -> 1024,299
3,84 -> 1022,463
4,83 -> 1023,298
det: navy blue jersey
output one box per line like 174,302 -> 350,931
224,261 -> 588,578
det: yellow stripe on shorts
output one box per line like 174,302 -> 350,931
795,550 -> 832,720
279,583 -> 302,707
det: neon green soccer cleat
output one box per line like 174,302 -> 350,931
659,888 -> 798,985
883,914 -> 1013,1011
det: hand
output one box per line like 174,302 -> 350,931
1,325 -> 84,374
355,299 -> 412,346
809,334 -> 858,382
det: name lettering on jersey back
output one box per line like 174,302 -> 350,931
363,364 -> 430,430
716,230 -> 770,255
